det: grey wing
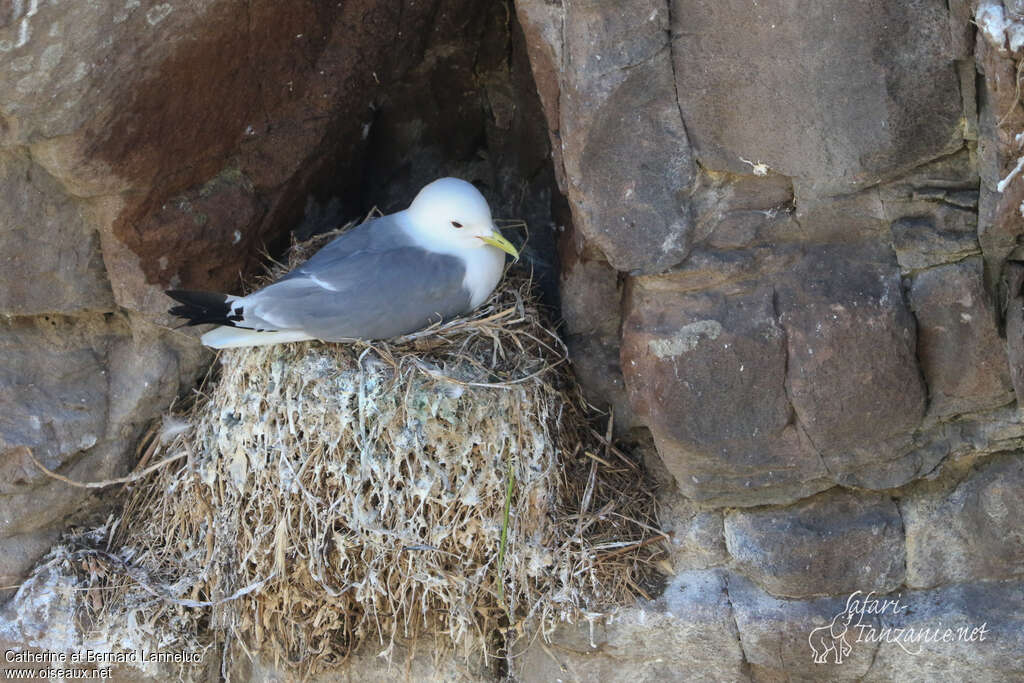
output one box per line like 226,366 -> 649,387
240,247 -> 471,340
279,214 -> 415,280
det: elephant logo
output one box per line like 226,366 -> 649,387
808,610 -> 856,664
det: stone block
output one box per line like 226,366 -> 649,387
776,246 -> 927,487
728,573 -> 876,680
902,453 -> 1024,588
514,570 -> 748,682
671,0 -> 965,195
0,314 -> 202,597
729,575 -> 1024,680
908,257 -> 1013,418
866,580 -> 1024,681
725,489 -> 905,599
0,152 -> 113,315
622,281 -> 829,506
520,0 -> 699,273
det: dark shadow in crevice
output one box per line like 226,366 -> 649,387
288,1 -> 564,311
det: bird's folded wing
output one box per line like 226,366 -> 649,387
278,214 -> 411,279
242,247 -> 471,340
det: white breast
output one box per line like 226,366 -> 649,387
459,244 -> 506,308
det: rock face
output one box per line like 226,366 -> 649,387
4,0 -> 1024,680
514,0 -> 1024,679
671,0 -> 964,195
0,314 -> 201,592
909,257 -> 1014,418
557,0 -> 695,275
513,571 -> 1024,682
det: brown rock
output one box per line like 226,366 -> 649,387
793,189 -> 889,243
560,255 -> 635,428
561,258 -> 621,340
621,279 -> 830,506
879,148 -> 982,271
622,240 -> 933,502
724,489 -> 905,599
2,0 -> 339,311
909,257 -> 1013,418
891,210 -> 981,272
513,0 -> 566,191
0,314 -> 202,601
776,246 -> 927,487
0,317 -> 110,477
657,489 -> 729,570
727,573 -> 878,679
565,335 -> 634,430
865,580 -> 1024,681
728,573 -> 1024,680
571,56 -> 695,273
672,0 -> 965,195
692,170 -> 798,248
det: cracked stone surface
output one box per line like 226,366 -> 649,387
621,277 -> 831,505
908,256 -> 1014,419
518,0 -> 696,274
516,570 -> 1024,681
512,0 -> 1024,678
0,313 -> 202,593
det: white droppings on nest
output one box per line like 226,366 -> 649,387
976,1 -> 1024,52
977,1 -> 1024,52
977,2 -> 1010,50
158,415 -> 190,443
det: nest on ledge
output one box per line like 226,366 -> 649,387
6,228 -> 665,679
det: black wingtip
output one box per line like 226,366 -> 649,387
165,289 -> 238,327
165,289 -> 196,305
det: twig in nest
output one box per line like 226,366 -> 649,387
496,460 -> 515,616
26,449 -> 186,489
998,57 -> 1024,128
596,535 -> 667,559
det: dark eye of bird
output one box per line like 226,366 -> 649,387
451,221 -> 463,228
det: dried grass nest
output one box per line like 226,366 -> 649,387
14,227 -> 665,677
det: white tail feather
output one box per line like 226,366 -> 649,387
201,326 -> 316,349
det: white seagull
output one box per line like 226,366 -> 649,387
167,177 -> 519,348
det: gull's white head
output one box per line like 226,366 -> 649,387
405,178 -> 518,259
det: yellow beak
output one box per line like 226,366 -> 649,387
479,232 -> 519,261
